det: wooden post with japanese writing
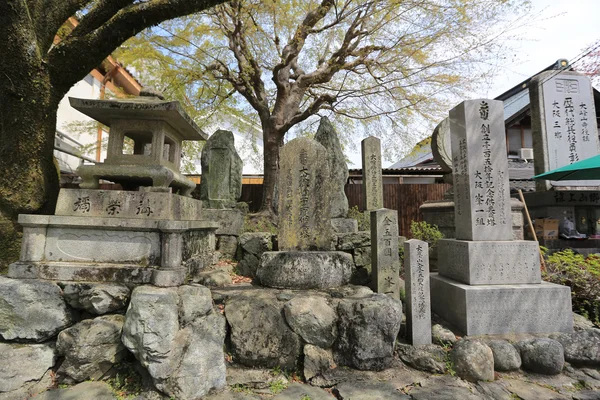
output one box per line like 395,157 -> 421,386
370,208 -> 401,299
362,136 -> 384,211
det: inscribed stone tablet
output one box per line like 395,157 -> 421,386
431,118 -> 452,173
278,138 -> 332,251
449,99 -> 512,241
529,71 -> 600,189
361,137 -> 383,210
404,239 -> 432,345
370,209 -> 400,299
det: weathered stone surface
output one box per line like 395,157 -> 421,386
337,231 -> 371,250
517,338 -> 565,375
315,117 -> 349,218
353,246 -> 371,267
283,295 -> 337,348
0,343 -> 55,393
257,251 -> 353,290
503,379 -> 571,400
573,313 -> 596,331
404,239 -> 431,345
488,340 -> 521,371
431,117 -> 452,173
278,138 -> 332,251
331,218 -> 358,234
217,235 -> 238,259
200,129 -> 243,209
273,382 -> 332,400
35,381 -> 117,400
200,209 -> 244,236
0,277 -> 75,342
335,294 -> 402,370
334,381 -> 411,399
303,345 -> 335,381
56,315 -> 126,383
371,209 -> 401,299
554,329 -> 600,366
197,269 -> 233,287
396,343 -> 447,374
451,339 -> 494,382
408,375 -> 483,400
239,232 -> 273,255
225,292 -> 301,369
432,324 -> 457,345
62,283 -> 130,314
122,285 -> 226,400
361,136 -> 383,211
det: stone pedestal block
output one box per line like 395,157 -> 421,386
437,239 -> 541,285
331,218 -> 358,234
257,251 -> 353,289
430,274 -> 573,335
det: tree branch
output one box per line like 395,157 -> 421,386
71,0 -> 135,38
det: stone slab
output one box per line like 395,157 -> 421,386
8,261 -> 154,283
450,99 -> 512,241
370,209 -> 401,299
437,239 -> 542,285
55,189 -> 203,220
361,136 -> 384,210
257,251 -> 353,289
529,70 -> 600,189
430,274 -> 573,335
200,208 -> 244,236
331,218 -> 358,234
405,239 -> 432,345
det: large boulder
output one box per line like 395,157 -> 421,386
450,339 -> 494,382
487,340 -> 521,371
554,329 -> 600,366
56,315 -> 126,383
0,343 -> 55,394
283,295 -> 337,348
335,294 -> 402,370
225,292 -> 301,369
122,284 -> 226,400
314,117 -> 349,218
396,343 -> 447,374
62,283 -> 130,315
0,277 -> 75,342
517,338 -> 565,375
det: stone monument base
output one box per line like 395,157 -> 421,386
331,218 -> 358,234
437,239 -> 541,285
430,273 -> 573,335
8,261 -> 154,283
257,251 -> 353,289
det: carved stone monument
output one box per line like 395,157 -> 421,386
404,239 -> 431,346
9,93 -> 218,287
256,138 -> 353,289
370,209 -> 400,299
199,129 -> 243,209
361,136 -> 384,211
430,99 -> 573,335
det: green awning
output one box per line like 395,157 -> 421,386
534,154 -> 600,181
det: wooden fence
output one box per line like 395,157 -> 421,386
242,183 -> 451,236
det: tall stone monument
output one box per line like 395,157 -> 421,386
404,239 -> 431,346
370,209 -> 401,299
430,99 -> 573,335
199,129 -> 243,209
256,138 -> 353,289
530,70 -> 600,190
361,136 -> 384,210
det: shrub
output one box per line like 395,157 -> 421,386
348,205 -> 370,231
243,213 -> 277,234
410,221 -> 444,249
543,249 -> 600,325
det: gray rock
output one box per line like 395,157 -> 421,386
503,379 -> 570,400
122,285 -> 226,399
555,329 -> 600,366
315,117 -> 349,218
335,294 -> 402,370
353,246 -> 371,267
488,340 -> 521,371
239,232 -> 273,255
197,269 -> 232,287
273,382 -> 331,400
517,338 -> 565,375
35,381 -> 116,400
217,235 -> 239,259
408,375 -> 483,400
573,313 -> 596,331
432,324 -> 457,345
0,343 -> 55,393
573,391 -> 600,400
283,295 -> 337,348
334,381 -> 411,399
56,315 -> 126,383
225,292 -> 301,369
63,283 -> 130,314
199,129 -> 243,209
396,343 -> 447,374
303,345 -> 335,381
331,218 -> 358,234
237,253 -> 260,277
0,277 -> 75,342
337,231 -> 371,250
451,339 -> 494,382
257,251 -> 353,290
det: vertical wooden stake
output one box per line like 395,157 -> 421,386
518,189 -> 546,272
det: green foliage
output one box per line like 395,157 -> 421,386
543,249 -> 600,325
269,378 -> 287,394
231,384 -> 253,394
243,213 -> 277,234
410,221 -> 444,249
348,206 -> 370,232
105,363 -> 143,400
